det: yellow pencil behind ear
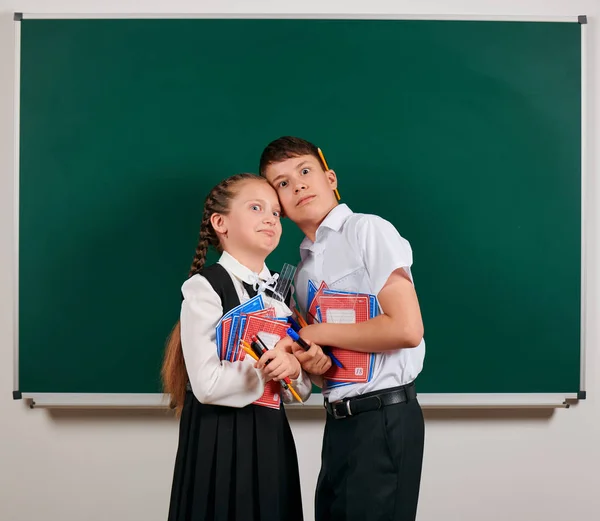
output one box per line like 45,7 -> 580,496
318,147 -> 341,201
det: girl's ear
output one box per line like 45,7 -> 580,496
210,213 -> 227,236
326,169 -> 338,190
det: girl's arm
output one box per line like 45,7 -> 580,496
180,275 -> 264,407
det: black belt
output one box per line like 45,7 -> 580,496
324,383 -> 416,419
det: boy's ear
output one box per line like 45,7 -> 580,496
326,169 -> 338,190
210,213 -> 227,235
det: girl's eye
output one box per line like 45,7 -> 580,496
279,180 -> 288,188
251,204 -> 261,211
273,211 -> 281,218
301,168 -> 310,175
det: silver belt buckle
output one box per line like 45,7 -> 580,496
331,399 -> 352,419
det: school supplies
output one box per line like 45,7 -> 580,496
318,147 -> 341,201
214,288 -> 296,409
240,340 -> 303,404
305,280 -> 379,386
287,315 -> 302,333
295,312 -> 308,329
286,327 -> 344,369
269,263 -> 296,303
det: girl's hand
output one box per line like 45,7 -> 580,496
255,350 -> 301,382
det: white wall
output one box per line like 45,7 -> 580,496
0,1 -> 598,520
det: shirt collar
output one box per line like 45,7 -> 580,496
300,204 -> 354,253
218,251 -> 272,285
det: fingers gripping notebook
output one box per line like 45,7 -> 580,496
215,295 -> 285,410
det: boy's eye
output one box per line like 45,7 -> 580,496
251,204 -> 261,211
273,211 -> 281,218
279,180 -> 288,188
301,168 -> 310,175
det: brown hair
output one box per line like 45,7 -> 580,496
161,173 -> 267,414
259,136 -> 326,176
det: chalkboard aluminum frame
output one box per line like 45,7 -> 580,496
11,12 -> 588,409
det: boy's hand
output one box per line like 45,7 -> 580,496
255,350 -> 301,382
291,339 -> 332,375
273,335 -> 295,354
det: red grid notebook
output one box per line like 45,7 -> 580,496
308,281 -> 328,324
319,294 -> 373,383
239,315 -> 290,409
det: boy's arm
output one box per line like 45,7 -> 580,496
300,215 -> 424,353
300,268 -> 423,352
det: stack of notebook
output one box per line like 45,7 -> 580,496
215,295 -> 291,409
306,281 -> 378,389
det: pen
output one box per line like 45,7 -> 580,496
252,334 -> 301,373
242,340 -> 303,404
306,310 -> 320,324
286,328 -> 310,350
296,313 -> 308,328
252,334 -> 269,353
241,344 -> 260,361
241,344 -> 291,392
241,339 -> 263,359
286,328 -> 344,369
251,341 -> 264,358
287,315 -> 302,332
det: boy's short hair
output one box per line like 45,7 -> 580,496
259,136 -> 326,176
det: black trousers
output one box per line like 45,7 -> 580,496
316,392 -> 425,521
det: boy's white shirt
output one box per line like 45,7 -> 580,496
294,204 -> 426,403
180,250 -> 312,407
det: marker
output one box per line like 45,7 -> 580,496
287,315 -> 302,332
252,334 -> 269,353
286,328 -> 310,350
241,339 -> 263,359
241,345 -> 259,361
286,328 -> 344,369
251,341 -> 265,358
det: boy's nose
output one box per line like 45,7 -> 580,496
294,182 -> 307,193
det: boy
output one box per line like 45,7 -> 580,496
259,136 -> 426,521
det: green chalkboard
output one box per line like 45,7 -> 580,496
17,18 -> 582,397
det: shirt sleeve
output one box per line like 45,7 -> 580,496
180,274 -> 264,407
356,215 -> 415,296
281,369 -> 313,404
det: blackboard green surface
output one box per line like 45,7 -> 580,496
18,19 -> 582,397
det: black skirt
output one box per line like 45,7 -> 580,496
167,391 -> 304,521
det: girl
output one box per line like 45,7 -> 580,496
162,173 -> 315,521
